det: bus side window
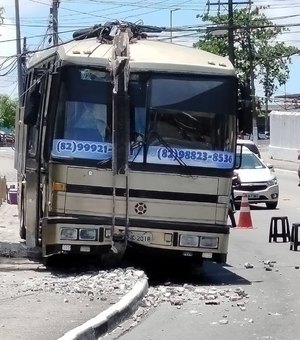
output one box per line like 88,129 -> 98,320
24,84 -> 41,126
27,126 -> 38,157
25,81 -> 43,157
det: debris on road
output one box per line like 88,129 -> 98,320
244,262 -> 254,269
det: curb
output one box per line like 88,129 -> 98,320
58,276 -> 149,340
0,242 -> 42,259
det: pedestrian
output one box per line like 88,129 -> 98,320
229,172 -> 241,228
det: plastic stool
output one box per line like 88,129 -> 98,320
269,216 -> 290,243
290,224 -> 300,251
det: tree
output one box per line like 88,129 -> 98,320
0,95 -> 17,130
0,8 -> 16,130
194,6 -> 299,99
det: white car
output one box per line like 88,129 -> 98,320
237,139 -> 261,158
234,150 -> 279,209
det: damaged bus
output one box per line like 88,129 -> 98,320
15,22 -> 238,263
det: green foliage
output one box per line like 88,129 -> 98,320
194,6 -> 299,98
0,9 -> 16,130
0,95 -> 17,130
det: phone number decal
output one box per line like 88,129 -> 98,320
56,140 -> 111,154
157,148 -> 233,163
52,139 -> 112,160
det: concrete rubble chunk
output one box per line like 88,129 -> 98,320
244,262 -> 254,269
219,319 -> 229,325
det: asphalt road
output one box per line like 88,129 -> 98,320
114,169 -> 300,340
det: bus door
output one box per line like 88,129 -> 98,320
23,75 -> 48,247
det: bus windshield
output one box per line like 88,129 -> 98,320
51,67 -> 112,161
130,74 -> 237,169
51,68 -> 237,169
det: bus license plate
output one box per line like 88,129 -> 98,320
127,231 -> 152,244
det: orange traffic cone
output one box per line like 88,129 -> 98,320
237,194 -> 253,229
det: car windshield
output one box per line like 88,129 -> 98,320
237,140 -> 260,158
240,152 -> 265,169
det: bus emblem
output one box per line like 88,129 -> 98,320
135,202 -> 147,215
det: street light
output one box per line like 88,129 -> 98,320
170,8 -> 180,43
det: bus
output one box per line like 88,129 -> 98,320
15,22 -> 238,264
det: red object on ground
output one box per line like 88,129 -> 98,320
237,194 -> 253,229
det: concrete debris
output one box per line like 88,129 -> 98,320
263,260 -> 275,268
205,300 -> 220,305
268,312 -> 281,316
219,319 -> 229,325
244,262 -> 254,269
139,285 -> 248,311
5,268 -> 146,303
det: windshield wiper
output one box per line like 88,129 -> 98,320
148,131 -> 190,170
130,139 -> 145,163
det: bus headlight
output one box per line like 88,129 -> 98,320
199,236 -> 219,249
61,227 -> 77,240
179,234 -> 199,247
79,229 -> 97,241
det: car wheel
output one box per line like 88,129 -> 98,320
266,201 -> 278,209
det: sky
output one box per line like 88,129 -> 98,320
0,0 -> 299,101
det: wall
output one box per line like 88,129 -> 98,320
269,110 -> 300,162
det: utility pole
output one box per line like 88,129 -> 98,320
15,0 -> 23,106
247,0 -> 258,144
247,31 -> 258,144
264,66 -> 269,134
208,1 -> 251,65
228,0 -> 234,65
52,0 -> 59,45
170,8 -> 180,43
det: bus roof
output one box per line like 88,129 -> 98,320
27,38 -> 235,76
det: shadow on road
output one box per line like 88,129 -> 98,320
123,251 -> 251,288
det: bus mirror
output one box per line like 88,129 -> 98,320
24,85 -> 41,125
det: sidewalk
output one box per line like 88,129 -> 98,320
0,203 -> 148,340
0,252 -> 148,340
259,146 -> 298,172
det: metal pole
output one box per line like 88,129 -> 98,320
15,0 -> 23,105
170,8 -> 180,43
52,0 -> 59,45
228,0 -> 235,65
170,10 -> 173,43
264,66 -> 269,135
248,33 -> 258,144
